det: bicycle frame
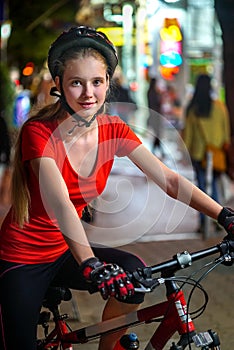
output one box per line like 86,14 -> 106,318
38,285 -> 196,350
37,241 -> 233,350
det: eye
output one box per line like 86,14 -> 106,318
93,78 -> 105,86
72,80 -> 81,87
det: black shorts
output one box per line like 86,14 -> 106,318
52,246 -> 146,304
0,246 -> 146,350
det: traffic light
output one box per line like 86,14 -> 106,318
159,18 -> 183,80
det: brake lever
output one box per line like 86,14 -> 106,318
218,239 -> 234,266
134,278 -> 165,293
130,267 -> 165,293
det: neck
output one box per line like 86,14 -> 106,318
58,115 -> 97,138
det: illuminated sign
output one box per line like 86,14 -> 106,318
159,18 -> 183,80
97,27 -> 124,47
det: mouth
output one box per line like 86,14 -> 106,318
79,102 -> 96,109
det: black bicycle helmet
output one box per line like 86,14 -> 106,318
48,26 -> 118,80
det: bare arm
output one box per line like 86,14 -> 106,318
30,157 -> 95,264
128,144 -> 222,220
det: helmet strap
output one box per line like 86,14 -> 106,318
50,86 -> 97,128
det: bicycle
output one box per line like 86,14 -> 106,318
36,238 -> 234,349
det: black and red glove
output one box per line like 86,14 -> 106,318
217,207 -> 234,239
80,257 -> 135,300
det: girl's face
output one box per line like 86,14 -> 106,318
56,55 -> 109,119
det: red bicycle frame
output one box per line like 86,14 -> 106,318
137,280 -> 196,349
37,312 -> 73,349
43,280 -> 196,350
38,242 -> 226,349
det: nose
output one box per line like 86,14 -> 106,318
82,83 -> 93,98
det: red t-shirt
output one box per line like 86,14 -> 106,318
0,115 -> 142,263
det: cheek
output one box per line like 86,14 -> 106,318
99,83 -> 109,98
67,86 -> 80,97
98,88 -> 107,102
64,88 -> 80,104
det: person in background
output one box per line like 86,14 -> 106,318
161,84 -> 183,129
183,74 -> 231,233
108,66 -> 137,123
1,27 -> 234,350
146,77 -> 163,155
34,70 -> 56,107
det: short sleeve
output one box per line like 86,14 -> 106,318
98,115 -> 142,157
21,121 -> 57,162
113,117 -> 142,157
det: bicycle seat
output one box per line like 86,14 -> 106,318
42,286 -> 72,309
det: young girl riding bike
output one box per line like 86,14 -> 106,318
0,26 -> 234,350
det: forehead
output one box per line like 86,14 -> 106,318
64,56 -> 107,78
65,48 -> 107,66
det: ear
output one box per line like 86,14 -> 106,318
55,76 -> 60,92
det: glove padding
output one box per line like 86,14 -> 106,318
217,207 -> 234,238
80,257 -> 135,300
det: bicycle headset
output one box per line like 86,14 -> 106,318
48,26 -> 118,128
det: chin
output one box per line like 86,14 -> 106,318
80,108 -> 100,118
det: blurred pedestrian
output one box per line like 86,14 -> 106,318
161,84 -> 183,129
13,87 -> 31,128
183,74 -> 231,232
146,78 -> 163,155
33,70 -> 56,107
108,66 -> 137,123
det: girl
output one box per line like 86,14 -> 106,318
0,26 -> 232,350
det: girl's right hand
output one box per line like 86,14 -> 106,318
80,257 -> 135,300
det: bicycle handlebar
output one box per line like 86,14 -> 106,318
132,239 -> 234,292
150,245 -> 220,274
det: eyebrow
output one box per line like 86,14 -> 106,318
68,76 -> 106,81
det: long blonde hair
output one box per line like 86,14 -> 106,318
11,47 -> 109,227
11,102 -> 65,227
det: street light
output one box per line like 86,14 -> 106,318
0,20 -> 11,63
122,3 -> 134,82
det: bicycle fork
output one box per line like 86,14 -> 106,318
144,279 -> 220,350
